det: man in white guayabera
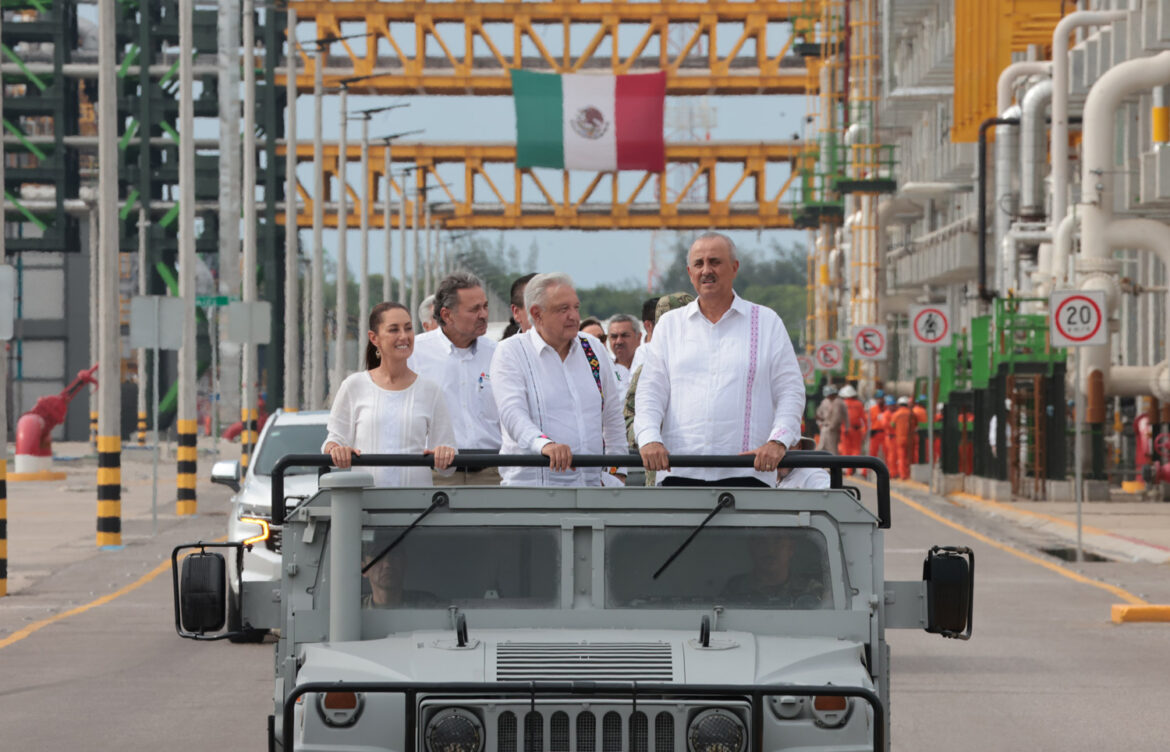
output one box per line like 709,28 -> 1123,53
490,273 -> 627,487
635,232 -> 806,487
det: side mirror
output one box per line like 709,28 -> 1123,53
211,459 -> 241,492
179,551 -> 227,634
923,546 -> 974,640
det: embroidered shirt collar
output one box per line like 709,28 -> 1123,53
526,326 -> 581,358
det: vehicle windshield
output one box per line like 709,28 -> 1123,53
360,526 -> 560,609
606,527 -> 835,610
253,423 -> 328,476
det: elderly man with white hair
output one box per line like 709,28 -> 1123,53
490,272 -> 627,486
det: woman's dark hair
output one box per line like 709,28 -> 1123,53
365,301 -> 411,370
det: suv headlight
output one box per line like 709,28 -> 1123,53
425,708 -> 484,752
687,709 -> 746,752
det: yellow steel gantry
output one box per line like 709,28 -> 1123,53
284,0 -> 811,95
279,141 -> 802,230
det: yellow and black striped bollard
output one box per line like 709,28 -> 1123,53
89,411 -> 98,447
96,435 -> 121,547
240,407 -> 257,473
137,411 -> 147,446
0,458 -> 7,596
176,419 -> 197,515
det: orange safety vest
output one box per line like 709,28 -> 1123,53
890,406 -> 918,442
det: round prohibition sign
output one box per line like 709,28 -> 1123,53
815,342 -> 843,369
912,307 -> 949,345
854,327 -> 885,357
797,355 -> 815,381
1054,294 -> 1104,343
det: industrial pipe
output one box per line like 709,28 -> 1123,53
994,105 -> 1021,296
977,116 -> 1019,302
1051,10 -> 1129,234
1019,79 -> 1054,217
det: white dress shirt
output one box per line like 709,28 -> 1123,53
323,372 -> 456,487
491,328 -> 627,486
408,328 -> 501,450
633,294 -> 805,485
613,362 -> 632,402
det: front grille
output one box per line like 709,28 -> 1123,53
496,642 -> 674,682
265,524 -> 282,552
493,708 -> 677,752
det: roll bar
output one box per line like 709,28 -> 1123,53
269,451 -> 890,528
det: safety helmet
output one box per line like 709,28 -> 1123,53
874,389 -> 885,398
823,384 -> 839,397
839,385 -> 857,398
897,396 -> 911,406
884,395 -> 896,406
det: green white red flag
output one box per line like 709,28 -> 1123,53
510,69 -> 666,172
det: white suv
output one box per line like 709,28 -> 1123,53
211,409 -> 330,640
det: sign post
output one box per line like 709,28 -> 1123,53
1050,289 -> 1108,562
909,305 -> 952,485
130,295 -> 185,534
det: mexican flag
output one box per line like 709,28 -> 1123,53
510,69 -> 666,172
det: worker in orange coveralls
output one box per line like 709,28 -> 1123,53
912,396 -> 928,463
838,385 -> 867,474
867,391 -> 887,462
877,395 -> 897,464
889,396 -> 919,480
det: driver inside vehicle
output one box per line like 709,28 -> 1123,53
721,532 -> 827,608
361,543 -> 441,609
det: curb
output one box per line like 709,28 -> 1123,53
1112,605 -> 1170,623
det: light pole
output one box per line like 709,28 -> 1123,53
241,0 -> 258,469
284,7 -> 300,410
378,130 -> 422,307
331,83 -> 349,398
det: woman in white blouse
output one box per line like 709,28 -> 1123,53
323,302 -> 456,486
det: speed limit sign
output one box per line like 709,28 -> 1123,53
1049,290 -> 1108,347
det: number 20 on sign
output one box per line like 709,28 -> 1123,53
1049,290 -> 1108,347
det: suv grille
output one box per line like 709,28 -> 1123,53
496,642 -> 674,682
498,709 -> 674,752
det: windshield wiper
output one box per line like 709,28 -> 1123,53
361,491 -> 449,574
652,492 -> 734,580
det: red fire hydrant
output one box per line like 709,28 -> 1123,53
13,364 -> 99,479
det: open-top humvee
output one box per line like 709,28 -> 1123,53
173,452 -> 972,751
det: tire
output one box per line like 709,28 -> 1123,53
227,586 -> 267,644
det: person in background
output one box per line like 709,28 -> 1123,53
635,232 -> 805,487
883,395 -> 898,466
629,296 -> 660,375
838,385 -> 866,472
815,384 -> 848,454
324,302 -> 456,487
409,272 -> 502,485
417,294 -> 438,332
912,395 -> 929,463
866,389 -> 885,458
579,317 -> 607,342
889,395 -> 918,479
606,313 -> 642,398
491,273 -> 627,486
623,292 -> 694,483
869,395 -> 890,464
502,272 -> 537,339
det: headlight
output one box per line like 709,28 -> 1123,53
687,709 -> 747,752
239,516 -> 270,546
425,708 -> 484,752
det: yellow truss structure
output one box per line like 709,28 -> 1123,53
285,1 -> 810,95
278,141 -> 801,229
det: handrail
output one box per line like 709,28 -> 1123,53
270,451 -> 891,528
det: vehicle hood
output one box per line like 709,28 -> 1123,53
239,473 -> 319,511
296,629 -> 867,688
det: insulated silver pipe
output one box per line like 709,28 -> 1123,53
241,0 -> 258,461
310,51 -> 325,409
358,116 -> 370,370
994,105 -> 1021,296
1019,79 -> 1054,218
333,88 -> 349,395
283,9 -> 300,410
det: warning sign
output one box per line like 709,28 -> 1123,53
797,354 -> 815,383
850,325 -> 888,361
910,305 -> 952,347
814,341 -> 844,370
1049,290 -> 1107,347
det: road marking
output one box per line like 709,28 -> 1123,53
0,537 -> 225,651
857,479 -> 1148,607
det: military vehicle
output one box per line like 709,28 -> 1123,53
173,452 -> 973,751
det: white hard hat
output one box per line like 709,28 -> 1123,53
839,385 -> 857,398
897,396 -> 911,406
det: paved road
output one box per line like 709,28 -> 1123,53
1,478 -> 1169,750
